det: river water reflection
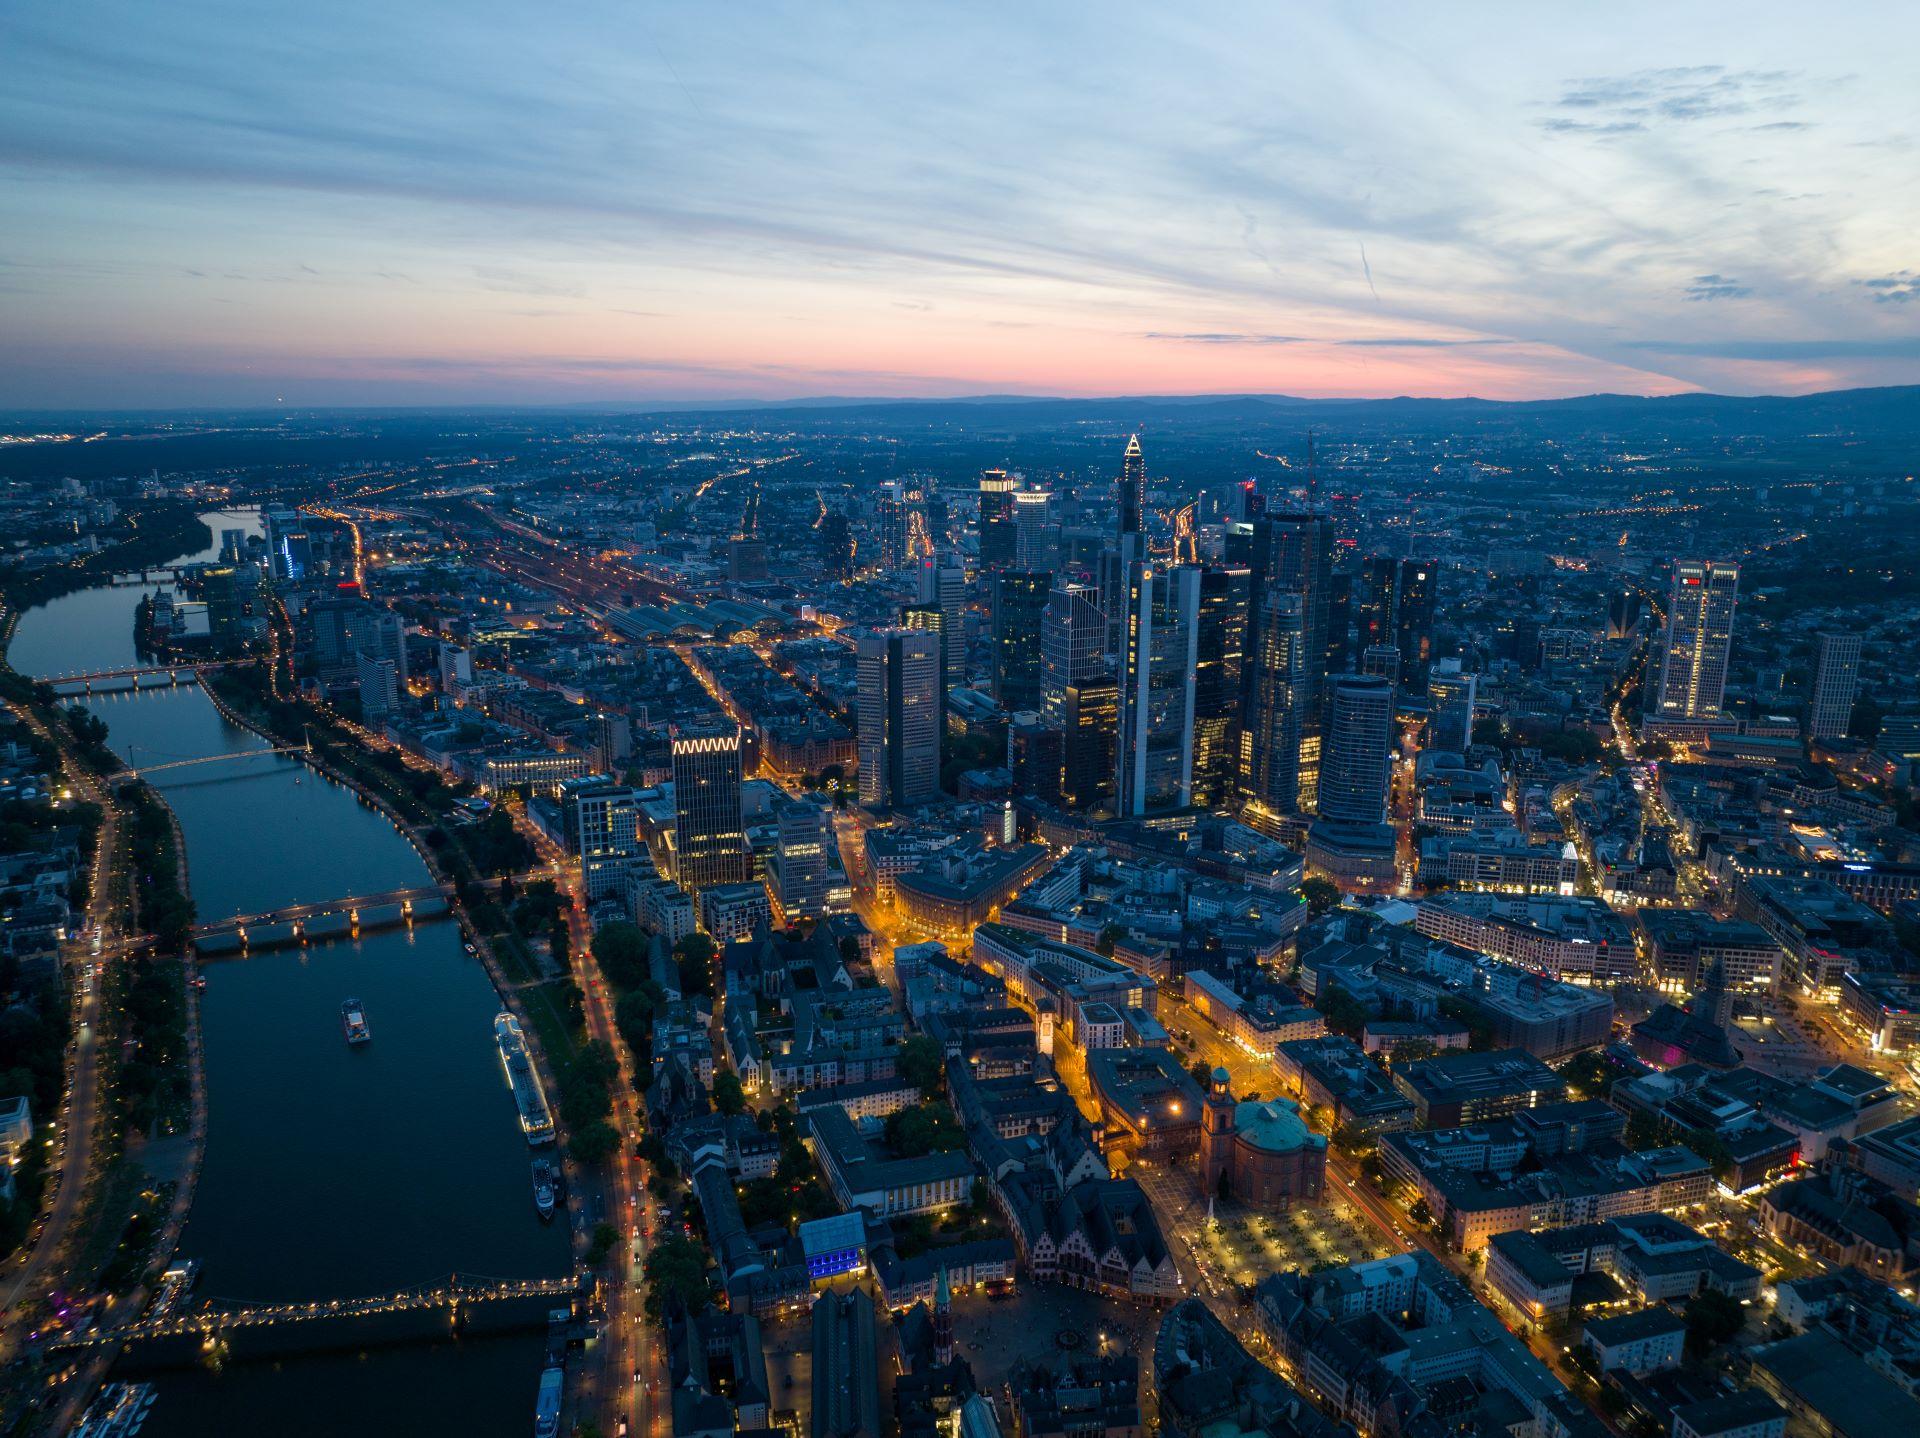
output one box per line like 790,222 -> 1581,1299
9,513 -> 568,1435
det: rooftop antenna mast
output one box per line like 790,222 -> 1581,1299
1306,429 -> 1317,509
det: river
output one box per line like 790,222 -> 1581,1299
8,511 -> 569,1435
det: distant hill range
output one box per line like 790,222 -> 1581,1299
5,384 -> 1918,483
619,384 -> 1920,431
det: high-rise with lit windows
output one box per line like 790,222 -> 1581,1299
978,469 -> 1017,572
1192,567 -> 1250,808
992,571 -> 1052,714
857,628 -> 940,809
1656,560 -> 1739,720
1116,562 -> 1199,816
1040,583 -> 1107,725
1119,434 -> 1146,537
1807,631 -> 1862,739
671,726 -> 749,893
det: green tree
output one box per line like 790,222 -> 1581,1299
884,1102 -> 966,1157
1302,877 -> 1340,915
643,1237 -> 713,1326
593,921 -> 649,990
1680,1126 -> 1735,1180
1559,1050 -> 1618,1102
1437,996 -> 1495,1052
897,1035 -> 947,1098
712,1069 -> 746,1117
587,1221 -> 621,1265
1095,923 -> 1126,957
1316,985 -> 1370,1038
1684,1288 -> 1745,1358
674,933 -> 718,997
570,1119 -> 619,1167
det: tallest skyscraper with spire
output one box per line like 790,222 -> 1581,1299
1119,433 -> 1146,537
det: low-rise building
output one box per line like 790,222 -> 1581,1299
1580,1306 -> 1685,1374
1391,1048 -> 1567,1127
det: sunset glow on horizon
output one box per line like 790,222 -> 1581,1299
4,2 -> 1918,409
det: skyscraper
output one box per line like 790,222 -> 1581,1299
592,710 -> 632,774
1361,644 -> 1401,689
1241,589 -> 1307,813
819,507 -> 854,580
900,604 -> 949,728
571,780 -> 643,901
1116,563 -> 1199,816
1040,583 -> 1108,725
978,469 -> 1018,572
671,726 -> 749,893
1012,490 -> 1055,571
1191,567 -> 1249,808
358,607 -> 409,684
1360,557 -> 1436,687
1061,679 -> 1118,812
1656,560 -> 1740,720
992,571 -> 1052,714
1238,511 -> 1332,813
1318,674 -> 1394,825
916,556 -> 967,693
1426,662 -> 1477,754
770,799 -> 831,921
1807,631 -> 1862,739
876,482 -> 928,572
1324,569 -> 1353,679
1119,434 -> 1146,537
1096,531 -> 1142,658
856,628 -> 940,809
356,651 -> 401,718
1393,562 -> 1436,684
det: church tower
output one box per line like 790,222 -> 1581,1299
932,1265 -> 954,1367
1200,1066 -> 1236,1194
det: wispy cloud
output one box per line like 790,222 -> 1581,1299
1685,274 -> 1752,301
1625,336 -> 1920,360
1539,66 -> 1807,135
0,5 -> 1914,405
1142,332 -> 1308,346
1858,270 -> 1920,304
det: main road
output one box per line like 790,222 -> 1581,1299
0,698 -> 123,1355
508,801 -> 666,1438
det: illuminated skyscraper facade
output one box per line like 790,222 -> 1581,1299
1116,562 -> 1199,816
857,628 -> 940,809
1119,434 -> 1146,537
916,556 -> 967,694
1656,560 -> 1739,720
1012,490 -> 1055,571
671,726 -> 749,893
1318,674 -> 1394,825
1236,511 -> 1332,813
1192,567 -> 1249,808
1040,583 -> 1108,726
978,469 -> 1018,573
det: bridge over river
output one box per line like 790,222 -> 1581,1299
46,660 -> 255,695
48,1271 -> 584,1370
192,883 -> 453,954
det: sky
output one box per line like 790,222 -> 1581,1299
2,2 -> 1917,409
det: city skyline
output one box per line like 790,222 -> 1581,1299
4,4 -> 1920,407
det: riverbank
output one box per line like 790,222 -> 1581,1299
0,505 -> 212,613
190,671 -> 605,1240
8,516 -> 573,1436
